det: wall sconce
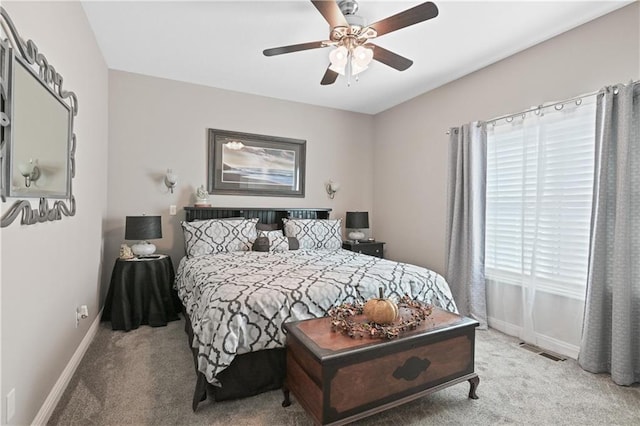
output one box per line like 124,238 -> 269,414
164,168 -> 177,193
326,180 -> 340,199
17,158 -> 40,188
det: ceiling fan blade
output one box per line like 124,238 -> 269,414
263,41 -> 327,56
310,0 -> 348,28
368,2 -> 438,37
370,44 -> 413,71
320,67 -> 339,85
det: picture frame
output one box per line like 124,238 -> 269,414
207,129 -> 306,197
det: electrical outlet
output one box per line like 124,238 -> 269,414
6,388 -> 15,422
76,305 -> 88,328
169,205 -> 177,215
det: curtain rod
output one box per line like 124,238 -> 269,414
485,90 -> 599,126
445,89 -> 600,135
446,80 -> 639,135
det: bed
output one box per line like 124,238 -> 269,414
176,207 -> 457,411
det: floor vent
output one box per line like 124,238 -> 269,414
518,342 -> 566,361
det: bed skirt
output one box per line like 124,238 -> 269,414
181,303 -> 286,411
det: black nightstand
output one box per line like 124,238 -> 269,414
342,241 -> 385,258
102,255 -> 181,331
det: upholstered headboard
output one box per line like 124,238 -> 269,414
183,207 -> 331,229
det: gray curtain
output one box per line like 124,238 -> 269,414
579,82 -> 640,385
445,122 -> 487,328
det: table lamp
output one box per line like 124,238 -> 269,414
125,215 -> 162,256
346,211 -> 369,242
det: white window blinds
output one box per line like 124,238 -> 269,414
485,97 -> 596,299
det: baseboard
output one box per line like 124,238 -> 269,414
535,334 -> 580,360
487,316 -> 580,360
31,308 -> 103,425
487,316 -> 522,337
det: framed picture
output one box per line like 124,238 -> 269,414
207,129 -> 306,197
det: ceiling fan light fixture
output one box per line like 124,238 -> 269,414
329,45 -> 349,75
353,45 -> 373,65
263,1 -> 440,86
329,64 -> 346,76
350,62 -> 368,76
351,45 -> 373,75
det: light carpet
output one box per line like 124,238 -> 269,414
48,318 -> 640,425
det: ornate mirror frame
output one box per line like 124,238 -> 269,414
0,7 -> 77,227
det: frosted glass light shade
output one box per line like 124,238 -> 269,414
329,46 -> 348,75
351,46 -> 373,75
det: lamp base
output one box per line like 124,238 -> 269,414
131,241 -> 156,256
348,230 -> 365,241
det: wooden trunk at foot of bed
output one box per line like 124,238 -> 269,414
181,207 -> 332,411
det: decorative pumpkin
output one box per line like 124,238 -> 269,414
363,287 -> 398,324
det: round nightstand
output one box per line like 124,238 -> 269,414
102,255 -> 181,331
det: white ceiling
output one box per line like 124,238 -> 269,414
82,0 -> 631,114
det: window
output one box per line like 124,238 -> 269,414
485,98 -> 597,299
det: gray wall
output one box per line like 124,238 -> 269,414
372,2 -> 639,356
373,2 -> 640,275
0,2 -> 108,425
104,71 -> 374,300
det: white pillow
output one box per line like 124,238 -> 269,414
282,218 -> 342,250
182,218 -> 258,257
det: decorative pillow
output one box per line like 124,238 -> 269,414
253,235 -> 299,252
258,230 -> 289,252
258,230 -> 283,238
282,218 -> 342,250
287,237 -> 299,251
182,218 -> 258,257
252,236 -> 270,252
270,235 -> 290,252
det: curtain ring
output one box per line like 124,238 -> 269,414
575,98 -> 582,106
506,116 -> 514,123
554,104 -> 564,111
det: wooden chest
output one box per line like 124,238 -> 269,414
282,307 -> 479,425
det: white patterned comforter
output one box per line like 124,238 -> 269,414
175,249 -> 457,385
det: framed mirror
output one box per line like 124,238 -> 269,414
0,7 -> 77,227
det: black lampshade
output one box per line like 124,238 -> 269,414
125,216 -> 162,240
346,211 -> 369,229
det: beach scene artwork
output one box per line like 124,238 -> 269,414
221,142 -> 296,188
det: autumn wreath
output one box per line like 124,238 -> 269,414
328,295 -> 433,340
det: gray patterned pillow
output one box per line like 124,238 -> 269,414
282,218 -> 342,250
182,218 -> 258,257
258,230 -> 289,252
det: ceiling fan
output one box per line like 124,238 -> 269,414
263,0 -> 439,86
